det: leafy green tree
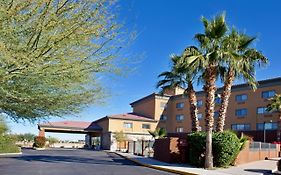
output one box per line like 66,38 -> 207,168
16,133 -> 36,142
0,0 -> 125,122
216,29 -> 268,132
0,116 -> 8,135
267,94 -> 281,141
47,136 -> 59,146
157,54 -> 200,132
148,128 -> 166,139
113,131 -> 127,150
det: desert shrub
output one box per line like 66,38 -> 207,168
187,131 -> 244,167
0,135 -> 20,153
187,132 -> 206,167
212,131 -> 241,167
33,136 -> 46,148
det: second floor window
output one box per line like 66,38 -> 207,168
235,108 -> 248,117
214,111 -> 219,118
160,115 -> 167,121
197,100 -> 203,107
257,107 -> 271,114
236,94 -> 248,102
142,124 -> 150,129
123,122 -> 133,128
215,97 -> 222,104
262,90 -> 276,99
197,113 -> 203,120
176,114 -> 184,121
176,102 -> 184,109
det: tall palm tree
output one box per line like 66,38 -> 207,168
182,13 -> 228,169
216,29 -> 268,132
157,54 -> 200,132
267,94 -> 281,142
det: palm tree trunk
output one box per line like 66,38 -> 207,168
217,69 -> 235,132
204,67 -> 216,169
187,81 -> 199,132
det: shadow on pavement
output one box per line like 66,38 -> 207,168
244,168 -> 272,175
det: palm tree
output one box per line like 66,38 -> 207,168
216,29 -> 268,132
267,94 -> 281,142
157,54 -> 200,132
148,128 -> 167,139
181,13 -> 228,169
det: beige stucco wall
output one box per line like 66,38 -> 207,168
132,97 -> 155,119
108,118 -> 157,134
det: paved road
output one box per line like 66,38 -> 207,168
0,148 -> 175,175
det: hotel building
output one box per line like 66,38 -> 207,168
38,77 -> 281,150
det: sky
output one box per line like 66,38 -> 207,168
7,0 -> 281,140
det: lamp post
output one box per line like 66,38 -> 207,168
263,120 -> 273,143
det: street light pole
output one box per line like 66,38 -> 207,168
263,122 -> 266,143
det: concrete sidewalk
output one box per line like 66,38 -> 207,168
114,152 -> 279,175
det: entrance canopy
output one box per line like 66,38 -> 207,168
38,121 -> 102,135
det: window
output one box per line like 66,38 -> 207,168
214,111 -> 219,118
256,122 -> 278,130
176,102 -> 184,109
123,122 -> 133,128
160,102 -> 167,109
236,94 -> 248,102
197,100 -> 203,107
176,114 -> 184,121
176,127 -> 184,133
231,124 -> 250,131
262,90 -> 276,99
197,113 -> 203,120
160,115 -> 167,121
142,124 -> 150,129
215,97 -> 222,104
257,107 -> 271,114
235,108 -> 248,117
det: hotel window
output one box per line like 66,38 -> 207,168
176,127 -> 184,133
236,94 -> 248,102
160,115 -> 167,121
231,124 -> 250,131
176,114 -> 184,121
123,122 -> 133,128
235,108 -> 248,117
197,100 -> 203,107
215,97 -> 222,104
214,111 -> 219,118
256,122 -> 278,130
142,124 -> 150,129
176,102 -> 184,109
262,90 -> 276,99
160,102 -> 167,109
197,113 -> 203,120
257,107 -> 271,114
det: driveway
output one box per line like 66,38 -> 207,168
0,148 -> 175,175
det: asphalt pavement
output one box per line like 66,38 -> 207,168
0,148 -> 175,175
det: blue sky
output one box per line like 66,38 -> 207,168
7,0 -> 281,140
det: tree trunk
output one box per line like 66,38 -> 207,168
216,69 -> 235,132
204,67 -> 216,169
187,81 -> 200,132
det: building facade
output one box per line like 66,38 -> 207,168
38,77 -> 281,150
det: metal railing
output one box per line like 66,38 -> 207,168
249,141 -> 277,151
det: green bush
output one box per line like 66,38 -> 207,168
187,132 -> 206,167
0,135 -> 20,153
187,131 -> 245,167
33,136 -> 46,148
212,131 -> 241,167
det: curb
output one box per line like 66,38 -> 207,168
113,152 -> 198,175
0,152 -> 22,157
